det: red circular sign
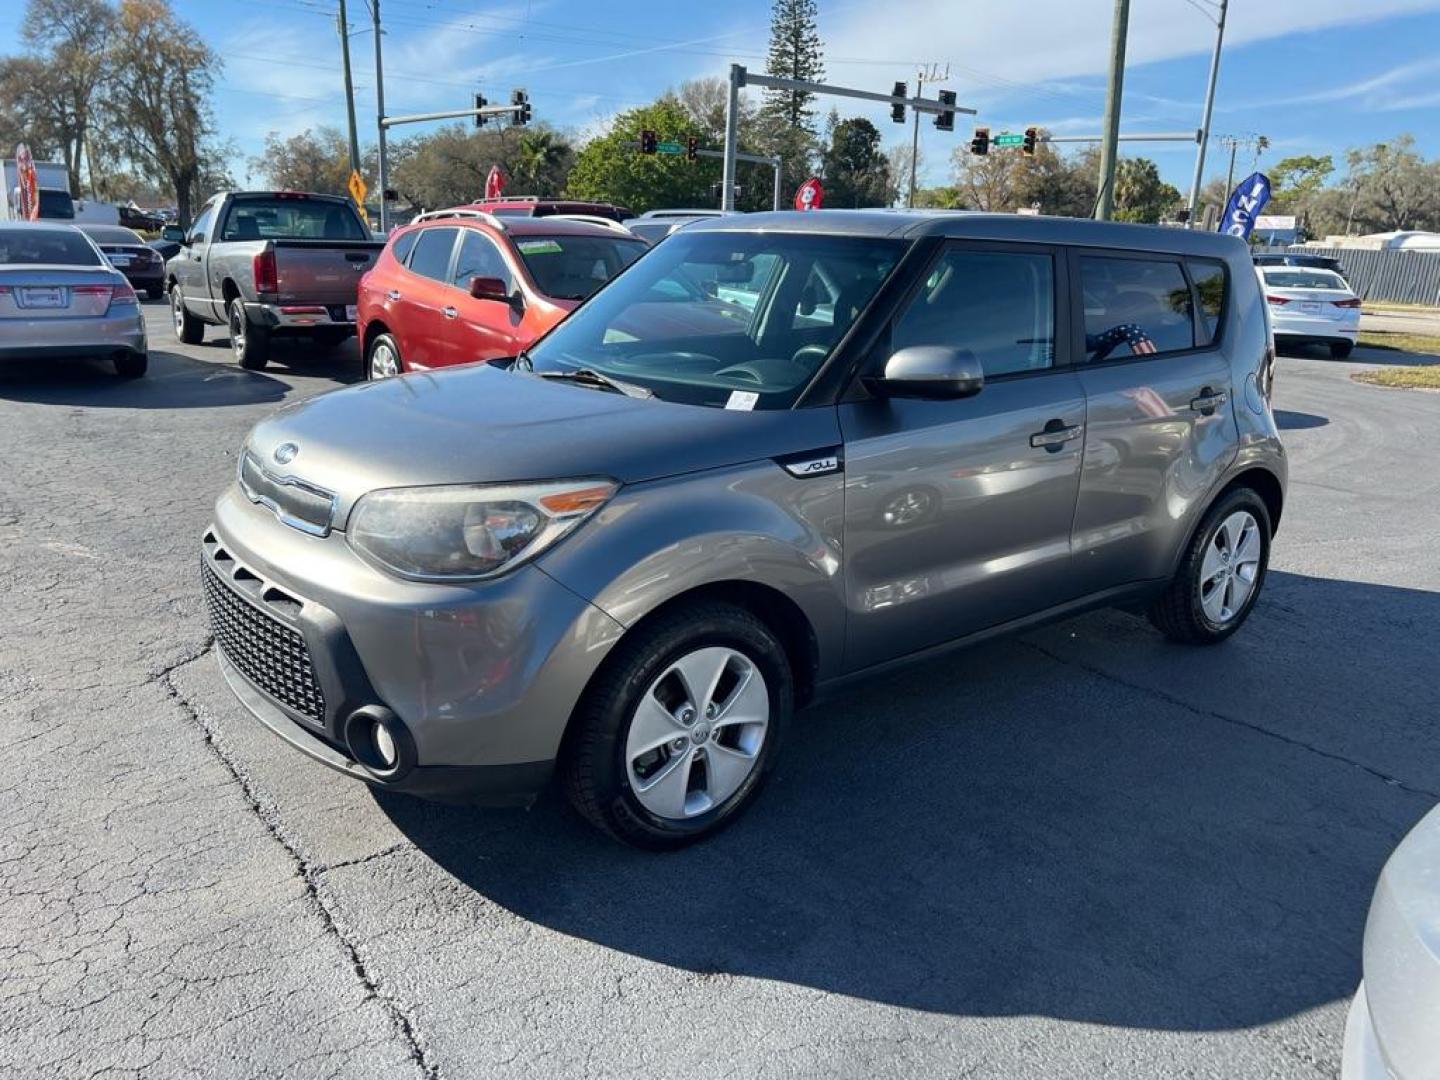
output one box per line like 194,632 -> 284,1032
794,177 -> 823,211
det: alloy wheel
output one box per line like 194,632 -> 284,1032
624,646 -> 769,821
171,289 -> 185,336
369,340 -> 400,379
229,304 -> 246,361
1198,510 -> 1262,624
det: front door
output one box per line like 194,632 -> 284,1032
444,227 -> 521,366
1067,252 -> 1238,587
840,242 -> 1087,670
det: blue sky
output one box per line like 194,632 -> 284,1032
3,0 -> 1439,194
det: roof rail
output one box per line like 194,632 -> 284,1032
472,195 -> 540,204
549,214 -> 634,235
413,207 -> 507,229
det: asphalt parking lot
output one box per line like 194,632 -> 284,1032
3,301 -> 1438,1079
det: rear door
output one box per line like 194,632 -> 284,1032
443,227 -> 520,366
839,241 -> 1088,668
392,226 -> 459,370
1067,250 -> 1238,587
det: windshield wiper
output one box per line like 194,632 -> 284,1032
530,367 -> 654,399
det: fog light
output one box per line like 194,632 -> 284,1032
343,705 -> 413,781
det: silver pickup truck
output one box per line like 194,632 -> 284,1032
162,191 -> 383,370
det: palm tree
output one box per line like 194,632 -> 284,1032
512,129 -> 572,196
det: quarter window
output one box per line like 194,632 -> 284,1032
407,227 -> 458,282
1080,256 -> 1194,361
1187,259 -> 1226,346
891,248 -> 1055,377
452,229 -> 512,291
389,229 -> 419,266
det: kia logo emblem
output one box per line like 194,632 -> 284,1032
273,443 -> 299,465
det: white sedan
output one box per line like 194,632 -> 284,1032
1257,265 -> 1361,358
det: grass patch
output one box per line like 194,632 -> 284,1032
1363,301 -> 1440,314
1357,331 -> 1440,355
1352,367 -> 1440,390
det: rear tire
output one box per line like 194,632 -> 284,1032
366,332 -> 403,380
114,351 -> 148,378
228,298 -> 271,371
1330,340 -> 1354,359
561,602 -> 791,849
1147,487 -> 1271,645
170,285 -> 203,344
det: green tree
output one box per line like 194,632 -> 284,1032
1341,135 -> 1440,233
820,113 -> 889,207
566,98 -> 717,213
1269,154 -> 1332,208
510,127 -> 574,195
100,0 -> 222,226
250,126 -> 351,195
1112,157 -> 1181,223
387,122 -> 572,211
761,0 -> 824,134
1014,140 -> 1098,218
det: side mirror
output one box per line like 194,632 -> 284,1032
161,225 -> 185,243
867,345 -> 984,400
469,276 -> 514,304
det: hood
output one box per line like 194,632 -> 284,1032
244,363 -> 841,524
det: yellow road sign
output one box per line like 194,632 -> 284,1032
347,170 -> 367,208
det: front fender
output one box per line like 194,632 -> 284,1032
536,460 -> 849,680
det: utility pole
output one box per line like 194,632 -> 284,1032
370,0 -> 388,232
1186,0 -> 1227,226
337,0 -> 361,179
908,71 -> 922,209
722,64 -> 742,212
1095,0 -> 1131,220
1224,137 -> 1239,200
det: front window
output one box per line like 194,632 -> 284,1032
513,234 -> 645,301
219,196 -> 367,242
525,231 -> 904,409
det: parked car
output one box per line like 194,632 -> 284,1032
1257,265 -> 1361,357
0,221 -> 147,376
203,210 -> 1284,847
465,196 -> 635,222
1253,251 -> 1346,276
77,223 -> 166,299
626,216 -> 708,246
118,204 -> 165,232
148,236 -> 181,264
356,208 -> 646,380
1342,802 -> 1440,1080
163,191 -> 384,370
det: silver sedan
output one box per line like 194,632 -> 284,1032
0,221 -> 148,377
1343,801 -> 1440,1079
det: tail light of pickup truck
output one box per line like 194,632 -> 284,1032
253,248 -> 279,294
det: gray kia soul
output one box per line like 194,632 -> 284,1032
203,211 -> 1285,848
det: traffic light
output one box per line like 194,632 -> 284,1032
473,92 -> 488,129
970,126 -> 989,156
1022,126 -> 1038,156
890,81 -> 906,124
640,129 -> 657,155
934,89 -> 957,132
510,88 -> 531,126
685,135 -> 698,163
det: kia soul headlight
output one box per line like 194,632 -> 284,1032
347,480 -> 617,581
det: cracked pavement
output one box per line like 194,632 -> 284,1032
1,304 -> 1436,1078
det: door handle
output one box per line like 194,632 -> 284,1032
1190,387 -> 1228,414
441,306 -> 458,319
385,289 -> 401,301
1030,420 -> 1083,451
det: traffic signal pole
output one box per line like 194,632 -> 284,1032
371,0 -> 388,232
721,63 -> 972,211
1186,0 -> 1228,226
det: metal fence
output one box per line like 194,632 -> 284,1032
1287,246 -> 1440,306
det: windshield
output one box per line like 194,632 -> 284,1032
219,196 -> 367,242
1264,269 -> 1345,290
0,227 -> 101,266
515,234 -> 647,301
525,230 -> 905,409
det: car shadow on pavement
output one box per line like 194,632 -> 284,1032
0,350 -> 292,408
377,570 -> 1439,1031
1274,409 -> 1329,429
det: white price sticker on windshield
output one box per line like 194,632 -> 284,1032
725,391 -> 759,411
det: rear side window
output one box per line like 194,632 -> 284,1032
1187,259 -> 1227,346
892,248 -> 1055,377
407,228 -> 458,282
389,229 -> 419,266
1080,256 -> 1194,362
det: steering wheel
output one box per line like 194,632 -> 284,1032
627,351 -> 718,368
712,363 -> 766,384
790,344 -> 830,369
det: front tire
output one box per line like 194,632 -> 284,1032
228,298 -> 271,371
562,602 -> 791,849
170,285 -> 203,344
1148,487 -> 1271,645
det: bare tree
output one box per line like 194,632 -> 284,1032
101,0 -> 220,226
20,0 -> 114,193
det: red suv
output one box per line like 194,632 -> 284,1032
357,211 -> 646,379
466,196 -> 634,222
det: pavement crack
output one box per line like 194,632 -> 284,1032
1023,639 -> 1440,801
157,646 -> 441,1080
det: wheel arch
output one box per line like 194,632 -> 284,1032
1217,466 -> 1284,535
362,318 -> 390,353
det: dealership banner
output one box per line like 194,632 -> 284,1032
1218,172 -> 1272,240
